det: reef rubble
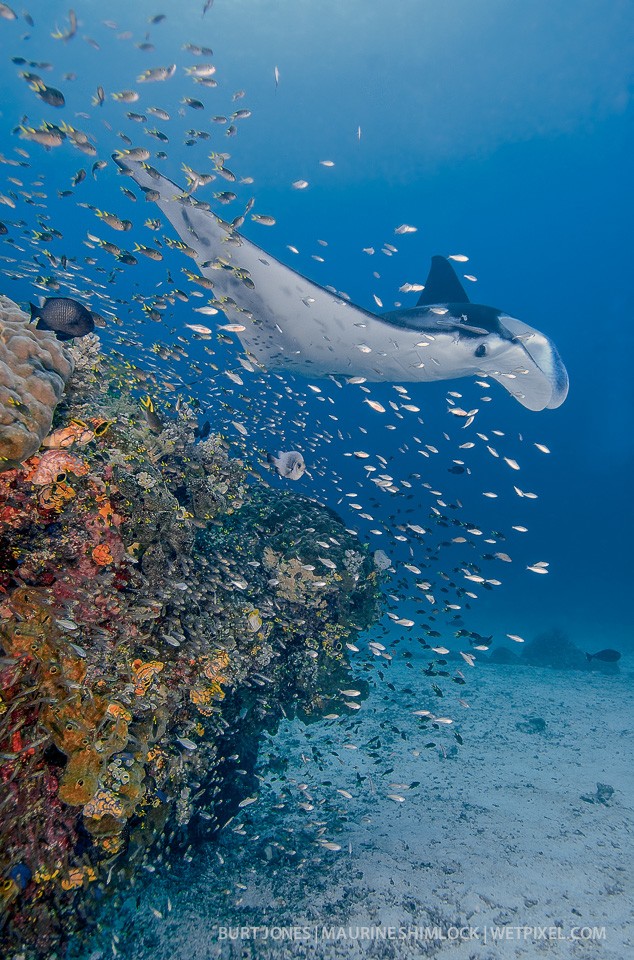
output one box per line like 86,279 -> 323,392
0,297 -> 382,957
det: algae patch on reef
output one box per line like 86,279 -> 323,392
0,305 -> 382,958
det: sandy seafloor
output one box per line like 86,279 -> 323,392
78,655 -> 633,960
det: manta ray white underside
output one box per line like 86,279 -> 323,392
115,157 -> 569,411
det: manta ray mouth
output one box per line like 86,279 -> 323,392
493,316 -> 569,411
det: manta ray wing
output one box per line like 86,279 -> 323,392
115,156 -> 448,381
115,157 -> 568,410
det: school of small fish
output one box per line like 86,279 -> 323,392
0,0 -> 561,894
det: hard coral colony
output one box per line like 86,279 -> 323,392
0,297 -> 381,955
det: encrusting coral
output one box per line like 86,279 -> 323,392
0,297 -> 75,469
0,298 -> 382,958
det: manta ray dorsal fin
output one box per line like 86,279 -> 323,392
417,255 -> 470,306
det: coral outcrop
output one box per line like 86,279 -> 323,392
0,321 -> 381,957
0,297 -> 74,469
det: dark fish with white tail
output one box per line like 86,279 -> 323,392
29,297 -> 95,340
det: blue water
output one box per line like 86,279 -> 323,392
1,1 -> 632,955
1,0 -> 632,649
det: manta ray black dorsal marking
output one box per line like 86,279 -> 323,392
417,255 -> 470,306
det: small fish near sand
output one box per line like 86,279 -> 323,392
586,648 -> 621,663
267,450 -> 306,480
29,297 -> 95,340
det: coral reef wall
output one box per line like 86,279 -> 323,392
0,303 -> 381,957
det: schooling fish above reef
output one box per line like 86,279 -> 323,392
114,157 -> 569,411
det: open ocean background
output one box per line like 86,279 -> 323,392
1,0 -> 632,650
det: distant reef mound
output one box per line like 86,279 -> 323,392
487,627 -> 620,672
0,302 -> 382,958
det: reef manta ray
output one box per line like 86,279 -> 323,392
115,157 -> 569,411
